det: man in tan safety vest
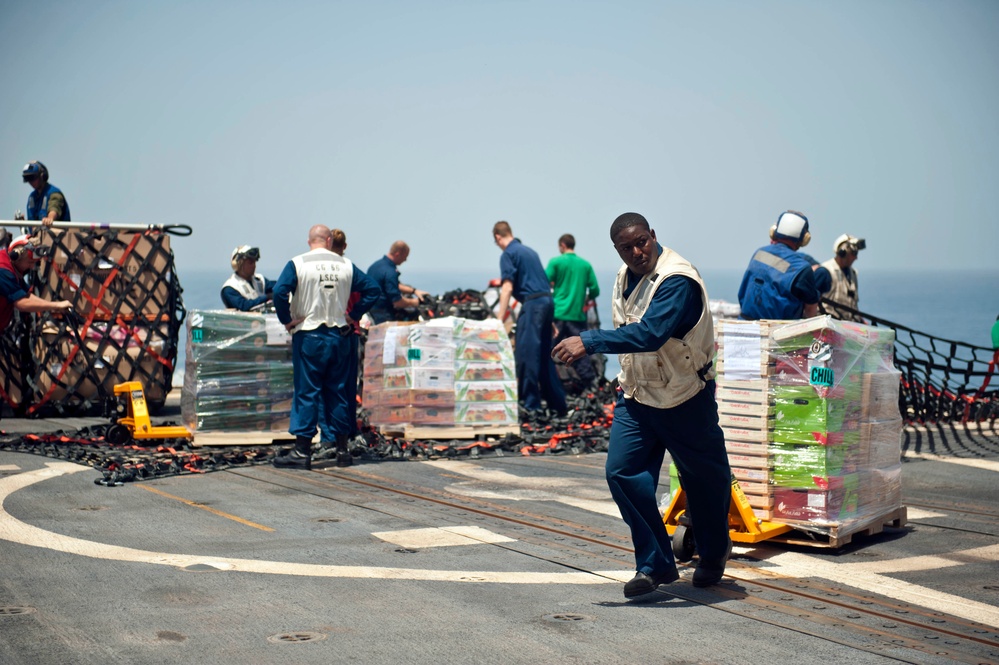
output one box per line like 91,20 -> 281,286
820,234 -> 865,322
552,212 -> 731,598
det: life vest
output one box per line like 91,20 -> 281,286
289,248 -> 353,333
739,243 -> 812,320
222,273 -> 267,300
820,258 -> 859,312
611,247 -> 715,409
0,250 -> 25,331
27,183 -> 71,221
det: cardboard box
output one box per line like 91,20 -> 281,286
719,412 -> 774,430
721,425 -> 770,443
773,474 -> 860,524
455,402 -> 517,424
861,371 -> 902,421
455,381 -> 517,402
455,361 -> 516,382
41,230 -> 175,320
859,418 -> 903,468
771,443 -> 858,487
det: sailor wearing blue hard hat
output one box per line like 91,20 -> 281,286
21,161 -> 71,226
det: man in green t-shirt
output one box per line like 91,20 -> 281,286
546,234 -> 600,386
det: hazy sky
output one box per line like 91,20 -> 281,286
2,0 -> 997,279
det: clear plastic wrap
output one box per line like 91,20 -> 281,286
363,317 -> 517,428
714,316 -> 903,535
182,310 -> 293,432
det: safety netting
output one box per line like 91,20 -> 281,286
0,228 -> 185,416
821,299 -> 998,426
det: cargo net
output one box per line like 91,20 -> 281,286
0,228 -> 185,417
821,298 -> 997,426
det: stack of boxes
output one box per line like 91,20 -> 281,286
181,310 -> 294,432
768,318 -> 902,532
363,317 -> 518,428
709,317 -> 903,536
713,319 -> 788,520
23,230 -> 182,412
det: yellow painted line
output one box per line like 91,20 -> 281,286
137,484 -> 274,532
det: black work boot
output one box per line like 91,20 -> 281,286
313,442 -> 337,461
335,434 -> 353,468
273,436 -> 313,470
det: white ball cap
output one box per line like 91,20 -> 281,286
774,212 -> 809,243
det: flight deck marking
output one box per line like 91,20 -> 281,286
0,463 -> 624,585
425,460 -> 999,625
138,484 -> 275,532
373,526 -> 516,548
735,549 -> 999,627
906,452 -> 999,473
423,460 -> 623,518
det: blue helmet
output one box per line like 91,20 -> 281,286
22,161 -> 48,183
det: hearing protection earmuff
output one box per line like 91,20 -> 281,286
7,236 -> 36,262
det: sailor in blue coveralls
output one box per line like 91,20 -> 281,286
366,241 -> 429,324
552,213 -> 731,597
738,210 -> 820,321
272,225 -> 380,469
492,221 -> 567,417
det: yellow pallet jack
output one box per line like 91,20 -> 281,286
104,381 -> 192,445
663,474 -> 793,561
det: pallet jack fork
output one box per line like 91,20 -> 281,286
105,381 -> 192,445
663,474 -> 793,561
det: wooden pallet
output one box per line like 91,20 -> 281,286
378,423 -> 520,441
191,431 -> 298,447
769,506 -> 908,549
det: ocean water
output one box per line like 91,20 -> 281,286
175,267 -> 998,384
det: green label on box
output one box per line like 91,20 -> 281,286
810,365 -> 834,387
407,348 -> 422,361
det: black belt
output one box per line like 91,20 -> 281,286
522,293 -> 550,302
315,324 -> 353,336
697,362 -> 713,381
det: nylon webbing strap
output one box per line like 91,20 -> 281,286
0,228 -> 187,416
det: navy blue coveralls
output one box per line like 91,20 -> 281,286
273,260 -> 380,441
580,273 -> 731,578
366,255 -> 405,325
500,239 -> 567,414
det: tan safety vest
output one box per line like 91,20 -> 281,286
222,273 -> 268,301
612,247 -> 715,409
820,258 -> 860,318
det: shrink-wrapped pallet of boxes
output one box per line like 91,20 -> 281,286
712,319 -> 792,520
767,316 -> 903,540
363,317 -> 518,431
181,310 -> 294,433
705,317 -> 904,540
